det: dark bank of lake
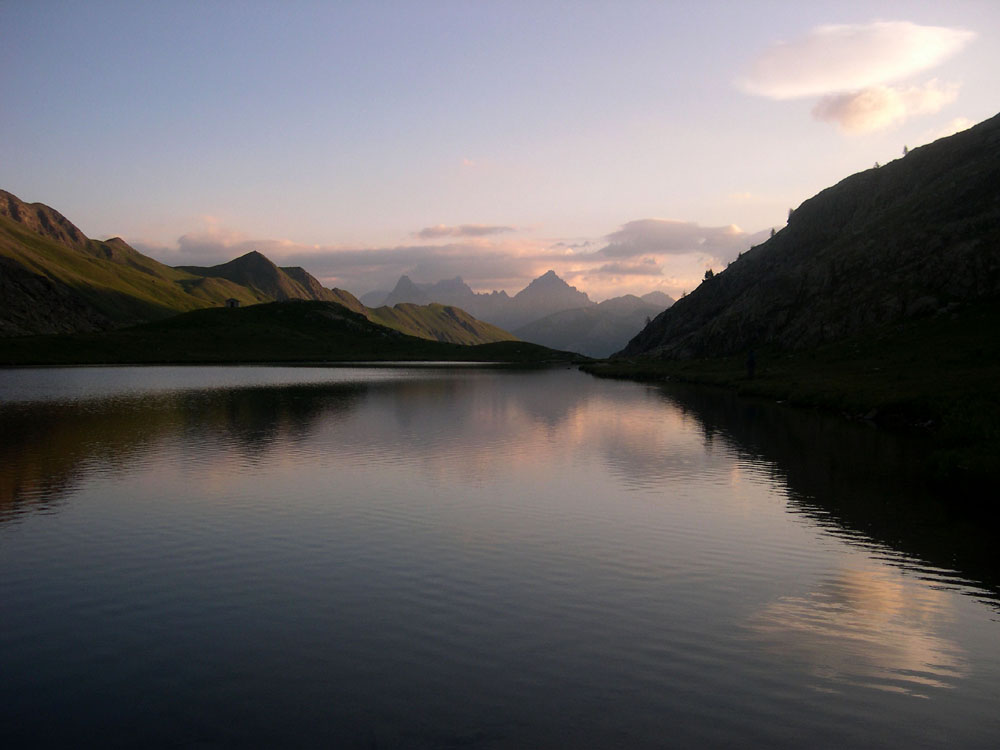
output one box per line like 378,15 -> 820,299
1,365 -> 998,748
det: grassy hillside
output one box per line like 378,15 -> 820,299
179,256 -> 519,344
0,191 -> 521,346
368,303 -> 518,345
0,214 -> 259,332
178,251 -> 341,303
0,300 -> 581,365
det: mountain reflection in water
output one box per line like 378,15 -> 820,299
0,383 -> 365,520
1,366 -> 998,748
652,382 -> 1000,597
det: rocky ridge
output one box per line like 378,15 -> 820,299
0,192 -> 519,346
619,112 -> 1000,359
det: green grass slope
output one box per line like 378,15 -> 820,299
0,300 -> 581,365
178,251 -> 339,302
0,190 -> 524,346
0,213 -> 265,335
367,303 -> 518,345
180,254 -> 517,345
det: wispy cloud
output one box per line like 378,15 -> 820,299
415,224 -> 515,240
599,219 -> 754,260
812,79 -> 959,133
135,227 -> 569,297
740,21 -> 975,132
133,215 -> 767,301
740,21 -> 974,99
587,260 -> 663,277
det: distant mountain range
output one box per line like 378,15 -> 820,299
364,272 -> 674,357
368,270 -> 592,330
514,293 -> 672,358
1,188 -> 670,356
0,190 -> 515,347
619,111 -> 1000,360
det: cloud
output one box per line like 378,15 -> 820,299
415,224 -> 515,239
812,79 -> 959,133
137,225 -> 571,297
599,219 -> 753,260
133,214 -> 770,303
739,21 -> 975,100
749,567 -> 966,696
587,259 -> 663,277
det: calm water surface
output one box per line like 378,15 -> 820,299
1,365 -> 998,748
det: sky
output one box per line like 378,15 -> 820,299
2,1 -> 997,300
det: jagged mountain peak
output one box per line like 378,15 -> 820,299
393,274 -> 420,288
525,269 -> 562,287
516,270 -> 589,299
429,276 -> 473,295
383,274 -> 430,306
226,250 -> 277,269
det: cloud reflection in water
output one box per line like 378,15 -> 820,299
749,566 -> 967,697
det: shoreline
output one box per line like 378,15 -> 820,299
581,346 -> 1000,490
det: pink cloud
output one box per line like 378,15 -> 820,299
812,80 -> 959,133
415,224 -> 515,239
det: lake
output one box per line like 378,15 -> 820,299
1,365 -> 998,748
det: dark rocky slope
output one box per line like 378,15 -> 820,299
619,112 -> 1000,359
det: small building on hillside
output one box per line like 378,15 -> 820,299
225,298 -> 240,308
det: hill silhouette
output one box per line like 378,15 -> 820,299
179,251 -> 344,303
619,112 -> 1000,359
0,300 -> 575,365
599,112 -> 1000,481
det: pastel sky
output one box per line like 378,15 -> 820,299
2,1 -> 997,300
